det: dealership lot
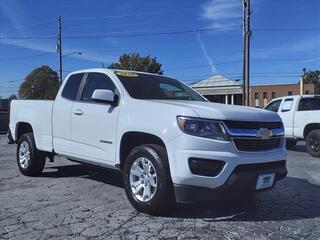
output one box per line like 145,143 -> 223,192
0,135 -> 319,240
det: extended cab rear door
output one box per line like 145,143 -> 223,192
70,72 -> 120,165
278,97 -> 296,137
53,73 -> 85,155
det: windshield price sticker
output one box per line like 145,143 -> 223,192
115,71 -> 138,77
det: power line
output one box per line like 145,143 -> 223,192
62,25 -> 222,37
2,26 -> 319,40
0,52 -> 53,61
0,90 -> 18,94
0,19 -> 56,32
0,78 -> 24,83
1,28 -> 55,36
63,7 -> 198,21
178,71 -> 304,80
64,17 -> 194,30
169,57 -> 320,71
167,61 -> 242,71
251,58 -> 319,62
0,26 -> 241,40
254,27 -> 320,31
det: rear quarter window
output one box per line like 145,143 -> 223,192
62,73 -> 84,101
298,98 -> 320,111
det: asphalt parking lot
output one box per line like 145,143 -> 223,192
0,135 -> 320,240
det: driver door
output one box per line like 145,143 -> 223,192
70,72 -> 120,165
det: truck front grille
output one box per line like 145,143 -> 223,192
224,121 -> 282,130
233,137 -> 281,152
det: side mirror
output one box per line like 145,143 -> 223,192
92,89 -> 119,106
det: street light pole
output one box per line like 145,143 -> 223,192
57,16 -> 63,86
242,0 -> 251,106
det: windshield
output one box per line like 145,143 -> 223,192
265,99 -> 282,112
115,71 -> 206,101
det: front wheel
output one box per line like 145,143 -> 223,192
123,144 -> 174,215
306,129 -> 320,158
17,133 -> 46,176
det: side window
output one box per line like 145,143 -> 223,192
159,82 -> 190,99
265,100 -> 281,112
281,99 -> 293,112
62,73 -> 84,101
298,98 -> 320,111
81,73 -> 116,102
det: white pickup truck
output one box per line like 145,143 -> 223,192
265,95 -> 320,157
9,69 -> 287,214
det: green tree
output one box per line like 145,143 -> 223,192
108,53 -> 163,75
302,68 -> 320,94
8,94 -> 18,100
19,65 -> 59,100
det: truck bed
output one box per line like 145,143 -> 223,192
10,100 -> 54,152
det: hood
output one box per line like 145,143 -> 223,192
150,100 -> 281,122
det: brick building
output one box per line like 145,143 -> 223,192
250,83 -> 314,108
191,75 -> 315,108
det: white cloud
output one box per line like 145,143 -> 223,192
200,0 -> 242,28
0,1 -> 115,64
196,32 -> 218,75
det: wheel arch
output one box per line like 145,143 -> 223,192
119,131 -> 167,170
15,122 -> 34,141
303,123 -> 320,139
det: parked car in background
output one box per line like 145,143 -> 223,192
0,99 -> 9,134
9,69 -> 287,214
265,95 -> 320,157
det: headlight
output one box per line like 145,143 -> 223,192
177,116 -> 229,141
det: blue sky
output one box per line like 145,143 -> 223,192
0,0 -> 319,98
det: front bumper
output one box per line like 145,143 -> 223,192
174,160 -> 287,203
166,133 -> 287,191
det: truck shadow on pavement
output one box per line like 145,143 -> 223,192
42,163 -> 320,222
42,164 -> 124,188
288,144 -> 307,153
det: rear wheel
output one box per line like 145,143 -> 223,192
306,129 -> 320,158
17,133 -> 46,176
123,144 -> 174,215
285,139 -> 297,149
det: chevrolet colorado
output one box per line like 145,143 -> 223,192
265,95 -> 320,157
9,69 -> 287,214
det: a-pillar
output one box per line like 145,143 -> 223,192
225,94 -> 228,104
231,94 -> 234,105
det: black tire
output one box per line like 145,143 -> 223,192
17,133 -> 46,176
306,129 -> 320,158
123,144 -> 174,215
285,139 -> 297,149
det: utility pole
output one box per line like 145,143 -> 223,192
57,16 -> 63,85
242,0 -> 251,106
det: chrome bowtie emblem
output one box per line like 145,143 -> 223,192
258,128 -> 272,139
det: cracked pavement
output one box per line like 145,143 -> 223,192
0,135 -> 320,239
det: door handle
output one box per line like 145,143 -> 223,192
73,109 -> 84,115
